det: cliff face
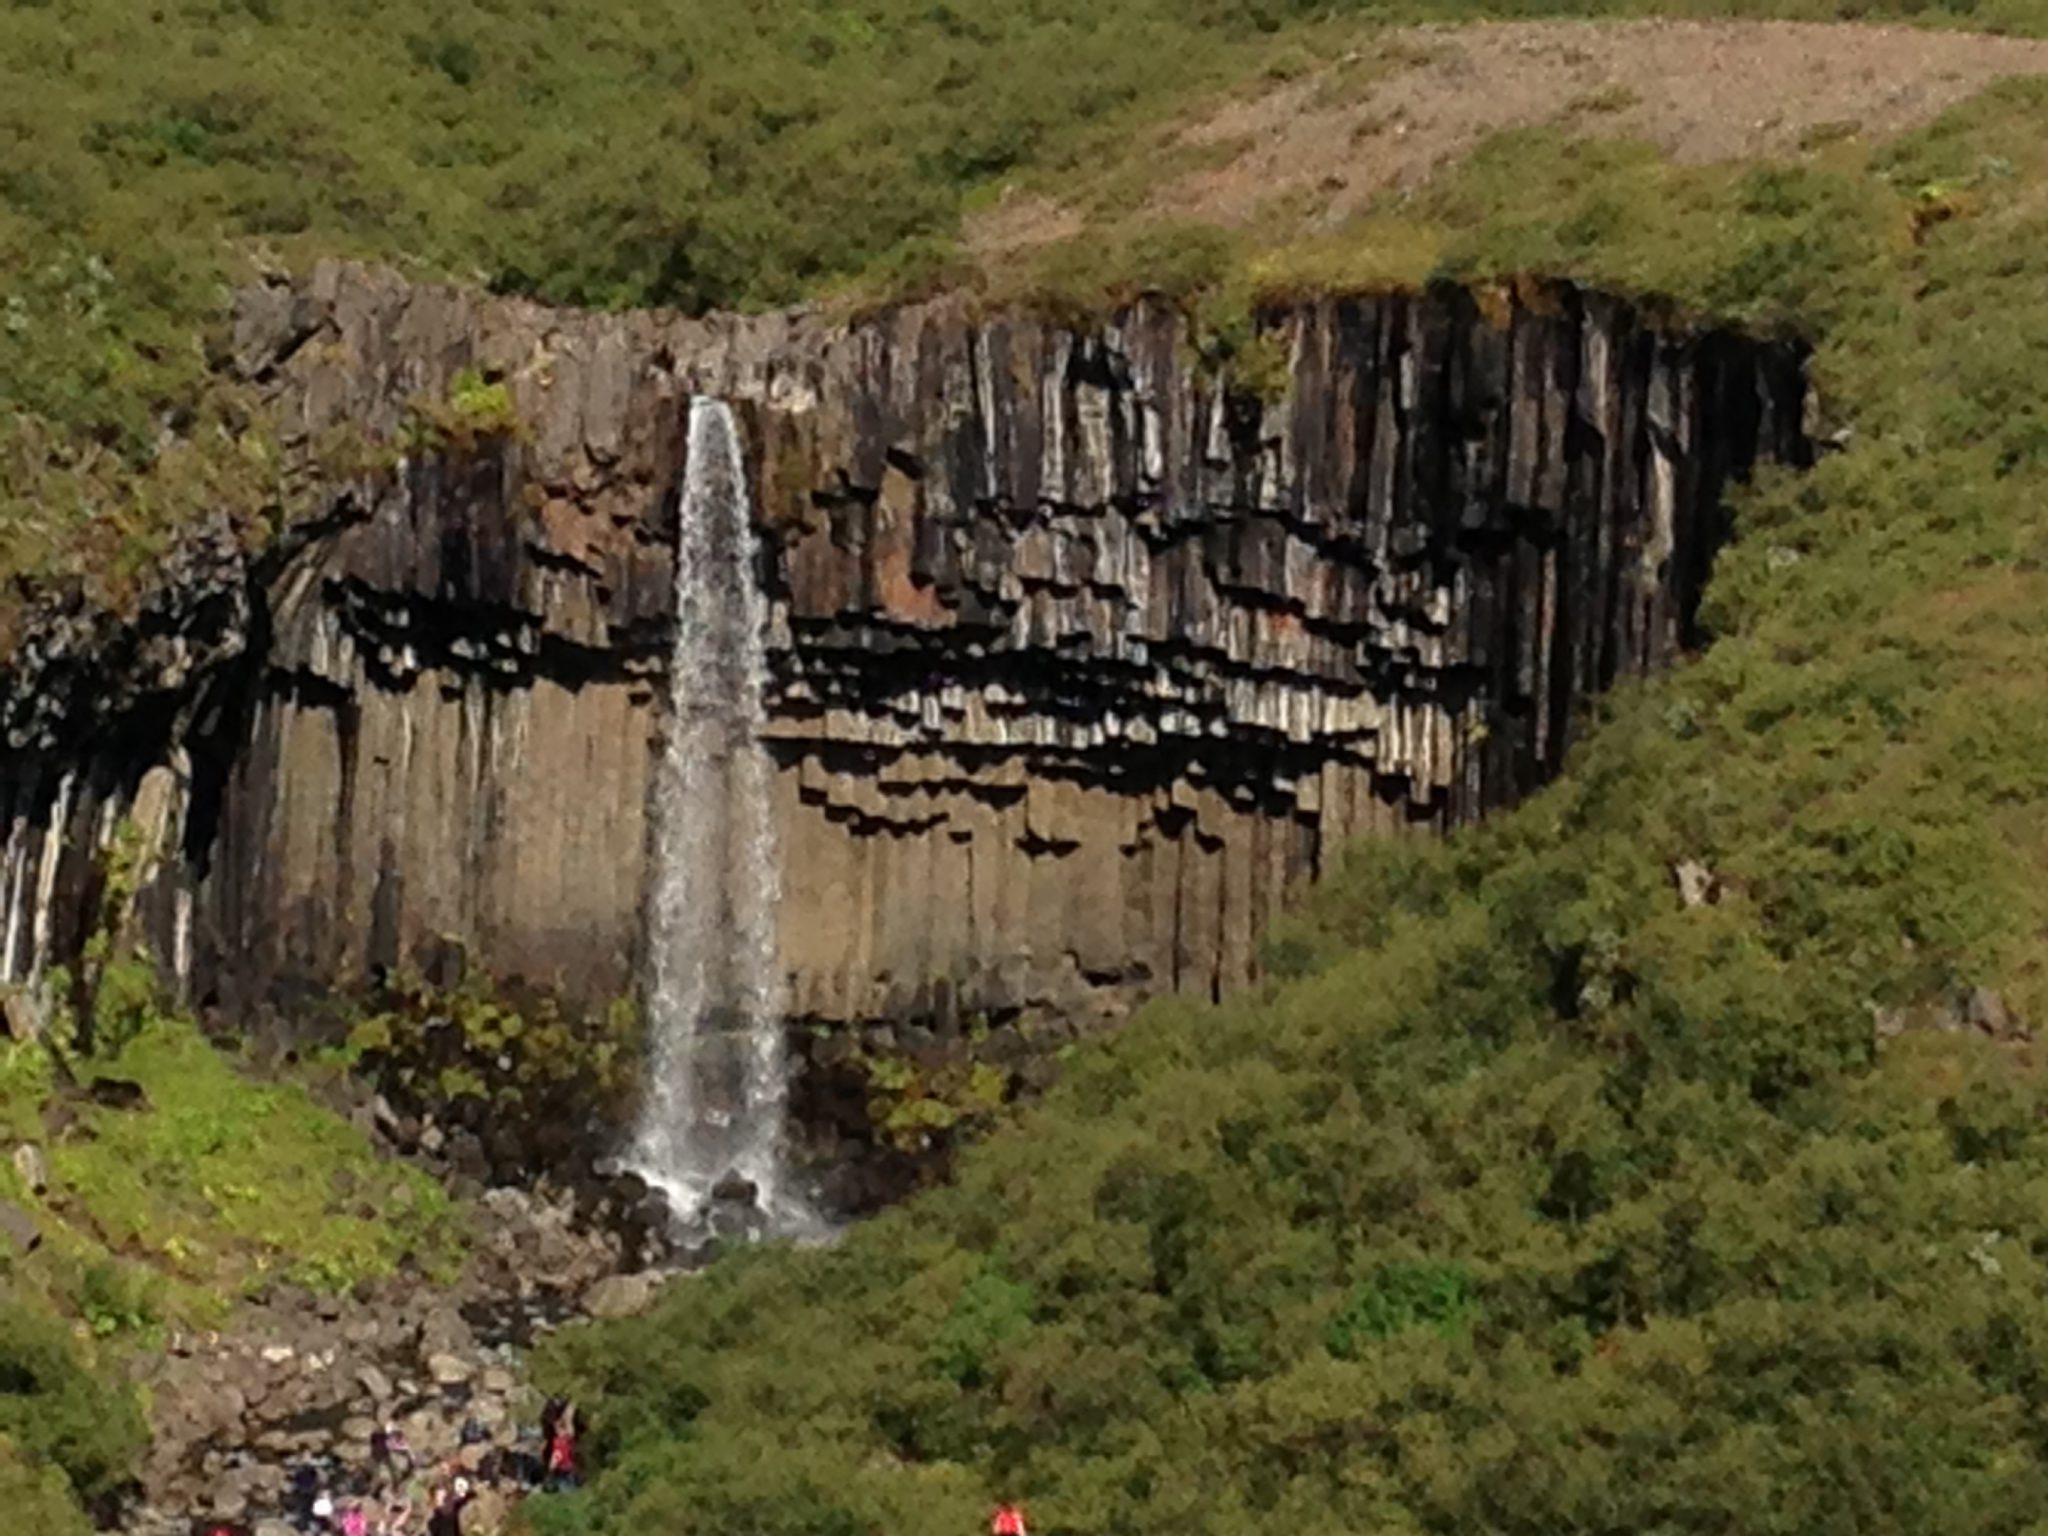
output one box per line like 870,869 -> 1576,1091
0,261 -> 1804,1076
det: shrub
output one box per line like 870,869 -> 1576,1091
1324,1263 -> 1478,1356
0,1299 -> 146,1507
0,1444 -> 94,1536
402,368 -> 524,454
930,1265 -> 1036,1387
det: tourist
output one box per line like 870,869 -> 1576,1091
424,1486 -> 459,1536
992,1501 -> 1029,1536
544,1403 -> 579,1492
474,1443 -> 507,1486
340,1500 -> 370,1536
538,1397 -> 567,1456
288,1464 -> 322,1530
371,1421 -> 414,1488
508,1434 -> 546,1488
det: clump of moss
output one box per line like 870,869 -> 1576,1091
401,367 -> 524,455
841,1041 -> 1011,1155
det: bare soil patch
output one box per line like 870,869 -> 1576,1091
965,19 -> 2048,257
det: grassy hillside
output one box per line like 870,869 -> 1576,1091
523,77 -> 2048,1536
2,0 -> 2041,612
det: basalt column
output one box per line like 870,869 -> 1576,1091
0,267 -> 1805,1056
740,285 -> 1808,1031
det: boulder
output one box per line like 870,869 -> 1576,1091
417,1305 -> 477,1358
710,1171 -> 758,1205
86,1075 -> 150,1111
582,1270 -> 666,1321
0,1199 -> 40,1256
427,1352 -> 474,1386
10,1142 -> 47,1195
459,1485 -> 511,1535
1672,859 -> 1719,909
192,1380 -> 250,1438
209,1486 -> 250,1521
1965,986 -> 2026,1040
0,988 -> 40,1042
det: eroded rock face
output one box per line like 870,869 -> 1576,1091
0,263 -> 1804,1173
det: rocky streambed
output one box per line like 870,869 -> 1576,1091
119,1183 -> 673,1536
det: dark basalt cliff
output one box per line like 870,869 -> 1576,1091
0,263 -> 1804,1180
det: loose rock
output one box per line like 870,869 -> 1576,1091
10,1142 -> 47,1195
427,1351 -> 474,1386
582,1270 -> 666,1321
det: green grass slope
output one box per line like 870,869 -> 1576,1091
0,1019 -> 465,1315
526,82 -> 2048,1536
2,0 -> 2042,611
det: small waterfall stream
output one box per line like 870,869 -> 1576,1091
629,397 -> 805,1234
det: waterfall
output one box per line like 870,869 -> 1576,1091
629,397 -> 801,1233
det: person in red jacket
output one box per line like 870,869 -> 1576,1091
992,1502 -> 1028,1536
545,1403 -> 580,1492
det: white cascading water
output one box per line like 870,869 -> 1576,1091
629,397 -> 802,1233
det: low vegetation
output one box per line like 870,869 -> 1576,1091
0,1303 -> 146,1531
343,969 -> 641,1178
0,1444 -> 99,1536
521,73 -> 2048,1536
0,982 -> 465,1319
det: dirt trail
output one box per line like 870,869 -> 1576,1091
966,19 -> 2048,257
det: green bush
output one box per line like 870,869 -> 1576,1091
0,1444 -> 95,1536
75,1259 -> 158,1341
0,1299 -> 145,1508
403,367 -> 523,454
1325,1263 -> 1478,1357
930,1265 -> 1036,1387
346,971 -> 640,1159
